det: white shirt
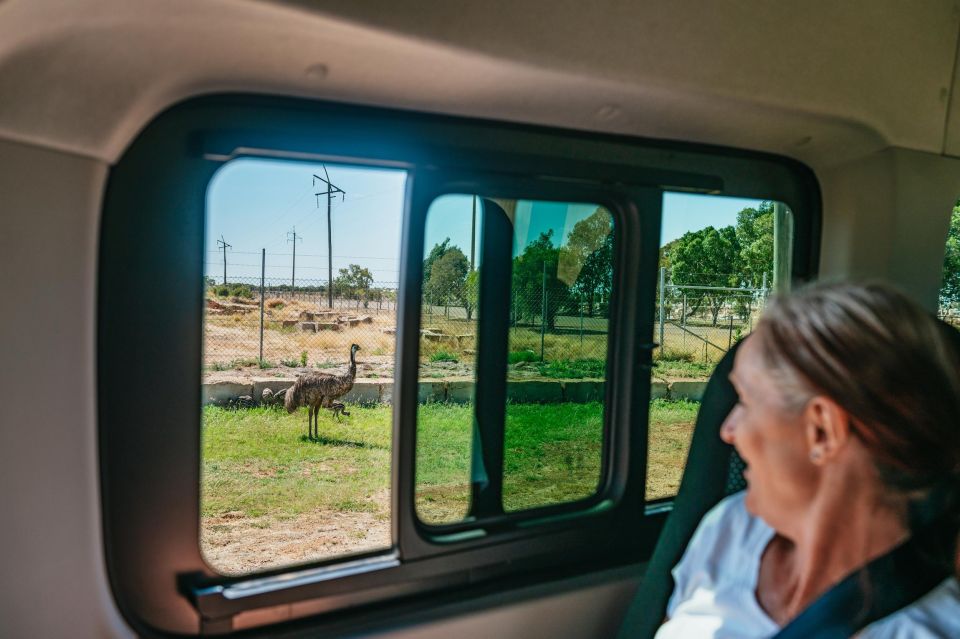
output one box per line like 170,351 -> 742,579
655,491 -> 960,639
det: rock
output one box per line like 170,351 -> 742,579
562,381 -> 605,403
342,379 -> 382,405
317,322 -> 341,331
202,381 -> 254,406
417,381 -> 446,403
281,319 -> 298,328
670,380 -> 707,401
446,379 -> 475,403
253,378 -> 295,402
300,322 -> 317,332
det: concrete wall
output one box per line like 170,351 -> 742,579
202,378 -> 708,406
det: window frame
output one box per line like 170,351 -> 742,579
98,94 -> 820,636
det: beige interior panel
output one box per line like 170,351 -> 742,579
819,147 -> 960,308
0,0 -> 956,170
0,137 -> 133,639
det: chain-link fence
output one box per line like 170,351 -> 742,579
204,277 -> 399,373
203,269 -> 767,377
655,274 -> 770,364
419,276 -> 611,368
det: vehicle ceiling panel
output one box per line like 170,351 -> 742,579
0,0 -> 957,169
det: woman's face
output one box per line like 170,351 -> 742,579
720,335 -> 818,527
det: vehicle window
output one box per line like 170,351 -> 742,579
200,158 -> 405,575
415,196 -> 613,523
939,199 -> 960,324
648,193 -> 793,501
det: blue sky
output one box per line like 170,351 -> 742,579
206,158 -> 767,283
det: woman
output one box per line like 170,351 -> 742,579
656,282 -> 960,638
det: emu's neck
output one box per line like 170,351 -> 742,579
348,350 -> 356,377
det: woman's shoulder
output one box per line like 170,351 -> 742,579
860,578 -> 960,638
693,491 -> 770,546
678,491 -> 773,573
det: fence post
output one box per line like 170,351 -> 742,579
259,249 -> 265,364
658,267 -> 666,357
541,260 -> 547,361
580,301 -> 584,351
728,314 -> 734,350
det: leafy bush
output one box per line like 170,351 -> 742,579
266,298 -> 285,309
280,358 -> 300,368
300,350 -> 308,367
213,283 -> 255,299
508,350 -> 538,364
430,351 -> 459,363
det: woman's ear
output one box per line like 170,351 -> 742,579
803,396 -> 852,465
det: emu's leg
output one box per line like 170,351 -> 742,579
307,406 -> 313,439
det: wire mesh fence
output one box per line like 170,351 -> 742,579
202,269 -> 770,375
655,278 -> 770,365
419,277 -> 611,368
203,274 -> 613,375
203,277 -> 399,372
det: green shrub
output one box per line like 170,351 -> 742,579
508,350 -> 538,364
280,358 -> 300,368
430,351 -> 459,363
299,350 -> 308,367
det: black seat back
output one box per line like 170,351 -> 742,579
617,342 -> 743,639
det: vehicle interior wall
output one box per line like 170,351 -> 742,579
3,1 -> 960,637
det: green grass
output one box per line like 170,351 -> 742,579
429,351 -> 459,363
202,399 -> 699,525
652,358 -> 714,379
534,358 -> 606,379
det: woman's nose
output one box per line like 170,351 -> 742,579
720,411 -> 737,445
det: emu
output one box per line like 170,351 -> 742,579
284,343 -> 360,439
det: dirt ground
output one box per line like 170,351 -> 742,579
201,491 -> 391,576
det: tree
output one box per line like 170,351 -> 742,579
512,230 -> 571,330
560,208 -> 613,317
940,201 -> 960,313
735,201 -> 774,288
670,225 -> 739,325
465,270 -> 479,321
423,238 -> 452,284
334,264 -> 373,302
424,248 -> 469,313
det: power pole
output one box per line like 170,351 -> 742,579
313,166 -> 346,309
470,195 -> 477,272
217,235 -> 232,284
287,226 -> 302,288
